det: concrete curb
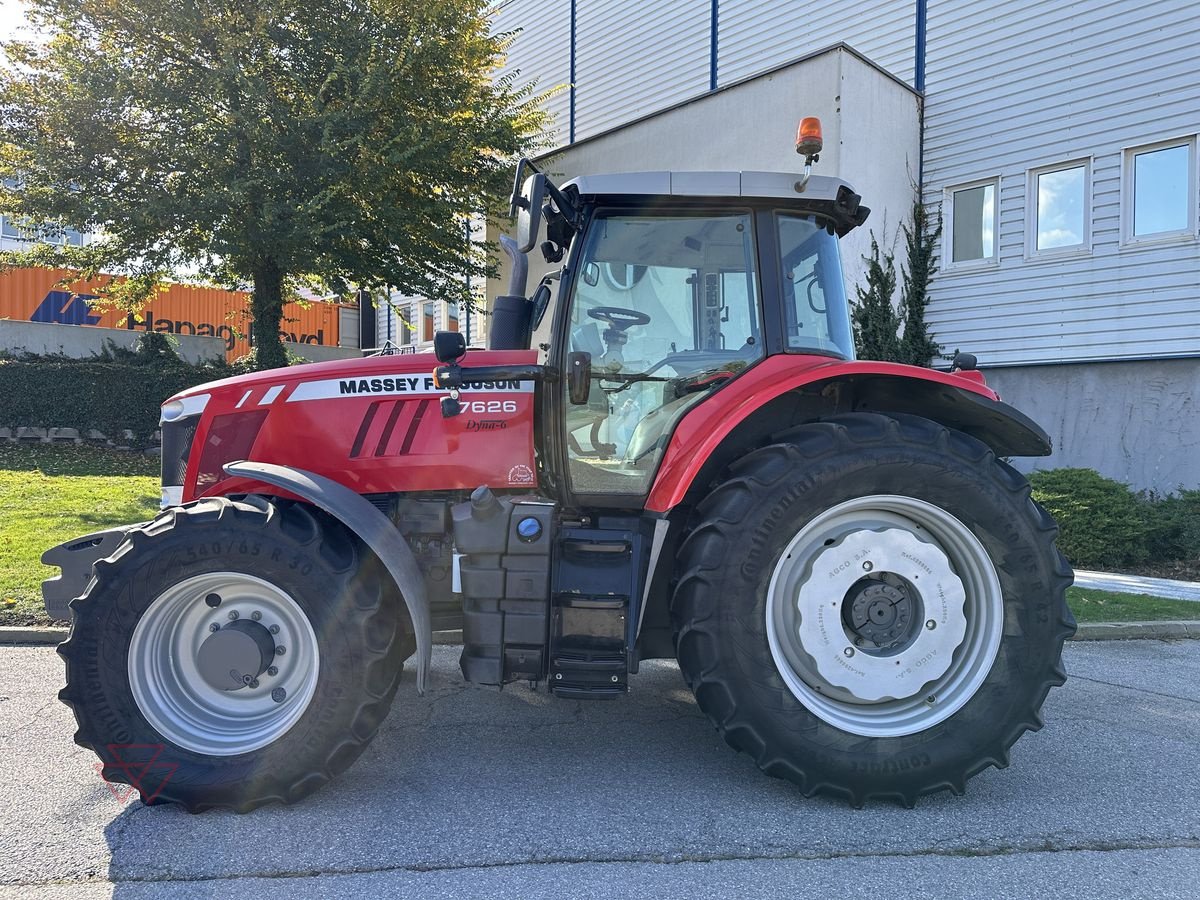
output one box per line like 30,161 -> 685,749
0,626 -> 469,646
4,624 -> 1200,645
0,626 -> 66,645
1070,620 -> 1200,641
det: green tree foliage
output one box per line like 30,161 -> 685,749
851,201 -> 943,366
851,234 -> 901,362
898,202 -> 943,366
0,0 -> 548,368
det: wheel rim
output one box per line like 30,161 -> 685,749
128,572 -> 320,756
765,495 -> 1003,738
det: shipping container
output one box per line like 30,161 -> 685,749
0,267 -> 350,362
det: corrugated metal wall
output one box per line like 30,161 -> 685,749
574,0 -> 710,140
493,0 -> 573,145
718,0 -> 915,86
494,0 -> 917,146
923,0 -> 1200,366
0,268 -> 347,362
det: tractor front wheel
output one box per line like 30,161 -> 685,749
671,413 -> 1074,806
58,496 -> 406,813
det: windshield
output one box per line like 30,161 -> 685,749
777,213 -> 854,359
564,211 -> 764,497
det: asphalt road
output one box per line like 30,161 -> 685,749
1,640 -> 1197,899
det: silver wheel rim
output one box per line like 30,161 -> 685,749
128,572 -> 320,756
765,495 -> 1003,738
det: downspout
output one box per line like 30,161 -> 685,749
709,0 -> 719,91
569,0 -> 577,143
915,0 -> 928,191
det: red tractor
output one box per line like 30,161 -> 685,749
43,133 -> 1074,812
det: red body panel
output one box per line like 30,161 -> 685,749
173,350 -> 540,502
644,355 -> 997,513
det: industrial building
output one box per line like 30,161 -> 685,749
485,0 -> 1200,491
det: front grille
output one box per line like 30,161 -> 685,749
161,417 -> 199,487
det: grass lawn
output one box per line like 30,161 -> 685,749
1065,586 -> 1200,624
0,443 -> 159,626
3,443 -> 1199,629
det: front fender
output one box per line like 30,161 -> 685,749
646,356 -> 1052,513
223,461 -> 432,694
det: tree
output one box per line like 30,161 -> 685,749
897,201 -> 943,366
851,234 -> 901,362
850,202 -> 944,366
0,0 -> 548,369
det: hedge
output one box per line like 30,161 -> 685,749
0,337 -> 231,447
1030,467 -> 1200,569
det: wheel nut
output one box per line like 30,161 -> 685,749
272,688 -> 286,703
862,561 -> 873,572
926,619 -> 937,630
209,623 -> 220,633
227,610 -> 239,620
275,645 -> 286,656
843,647 -> 855,657
269,624 -> 280,635
251,611 -> 262,621
267,666 -> 278,677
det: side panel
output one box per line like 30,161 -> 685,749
184,351 -> 539,502
645,355 -> 1045,513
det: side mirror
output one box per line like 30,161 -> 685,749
530,282 -> 552,330
582,262 -> 600,286
567,351 -> 591,405
434,330 -> 466,364
516,173 -> 546,254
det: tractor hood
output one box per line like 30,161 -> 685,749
161,350 -> 540,504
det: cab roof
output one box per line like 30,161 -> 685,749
560,171 -> 870,234
562,171 -> 853,203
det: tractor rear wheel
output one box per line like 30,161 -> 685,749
671,413 -> 1074,806
58,496 -> 406,813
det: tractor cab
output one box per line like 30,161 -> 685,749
480,160 -> 870,504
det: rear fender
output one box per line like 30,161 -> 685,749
223,461 -> 432,694
646,357 -> 1052,513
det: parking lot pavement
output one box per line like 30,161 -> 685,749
1,641 -> 1197,899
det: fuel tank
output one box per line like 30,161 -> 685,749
164,350 -> 539,502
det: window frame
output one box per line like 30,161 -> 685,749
1025,158 -> 1093,260
942,176 -> 1001,271
1120,135 -> 1198,247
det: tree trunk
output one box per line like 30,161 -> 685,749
250,259 -> 288,370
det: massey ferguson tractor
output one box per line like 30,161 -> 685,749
43,122 -> 1074,812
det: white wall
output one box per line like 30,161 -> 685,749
0,319 -> 225,363
922,0 -> 1200,367
520,47 -> 920,298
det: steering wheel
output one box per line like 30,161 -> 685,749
587,306 -> 650,332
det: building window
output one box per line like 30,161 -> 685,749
447,301 -> 459,333
1123,138 -> 1196,242
946,179 -> 998,265
1028,160 -> 1090,256
422,302 -> 435,342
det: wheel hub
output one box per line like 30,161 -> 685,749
196,620 -> 276,691
794,526 -> 967,703
844,579 -> 916,649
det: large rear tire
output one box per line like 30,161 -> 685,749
671,413 -> 1075,806
58,496 -> 406,813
